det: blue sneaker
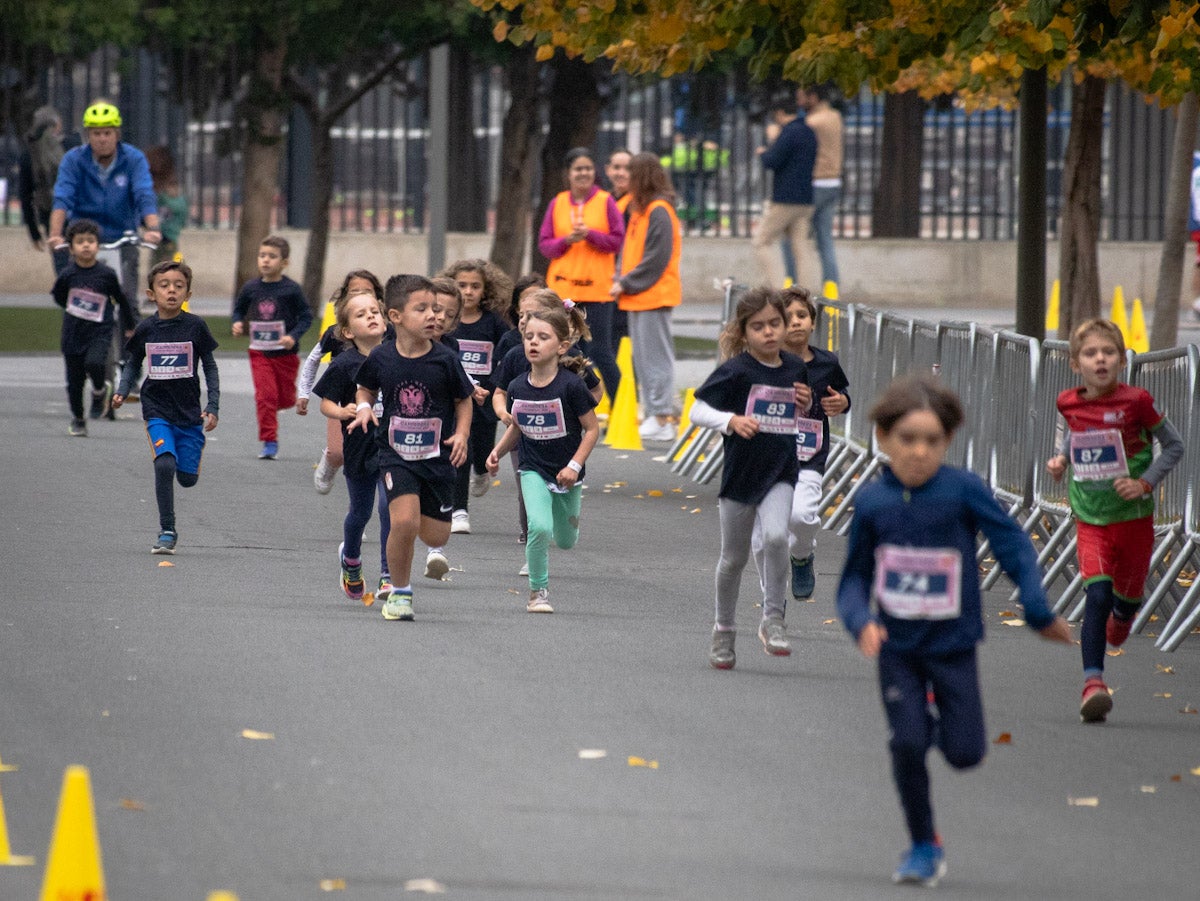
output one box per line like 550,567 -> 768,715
258,441 -> 278,460
893,841 -> 946,887
152,530 -> 178,555
791,554 -> 815,599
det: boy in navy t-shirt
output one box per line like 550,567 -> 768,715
113,260 -> 219,555
51,218 -> 138,435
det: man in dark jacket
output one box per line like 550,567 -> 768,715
752,95 -> 817,288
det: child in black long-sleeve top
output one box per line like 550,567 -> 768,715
52,218 -> 138,435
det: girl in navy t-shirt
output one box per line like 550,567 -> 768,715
688,287 -> 811,667
487,304 -> 599,614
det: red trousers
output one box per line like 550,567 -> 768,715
248,350 -> 299,442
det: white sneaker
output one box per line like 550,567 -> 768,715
518,561 -> 529,576
424,548 -> 449,580
527,587 -> 553,613
451,510 -> 471,534
470,471 -> 492,497
313,452 -> 336,495
638,417 -> 676,442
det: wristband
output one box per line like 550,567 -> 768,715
1139,478 -> 1153,495
356,402 -> 372,412
566,460 -> 583,474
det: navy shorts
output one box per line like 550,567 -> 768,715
146,419 -> 206,474
380,464 -> 454,522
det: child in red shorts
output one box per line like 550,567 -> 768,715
1046,319 -> 1183,723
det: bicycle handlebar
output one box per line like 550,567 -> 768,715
54,231 -> 159,252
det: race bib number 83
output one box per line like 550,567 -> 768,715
745,384 -> 797,435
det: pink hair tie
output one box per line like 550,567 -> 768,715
563,298 -> 575,310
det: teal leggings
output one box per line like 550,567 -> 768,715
520,470 -> 582,590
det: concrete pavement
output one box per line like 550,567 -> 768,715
0,353 -> 1198,899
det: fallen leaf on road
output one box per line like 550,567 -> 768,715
1106,648 -> 1125,657
993,732 -> 1012,745
1155,692 -> 1173,699
823,619 -> 836,625
633,494 -> 644,499
1191,766 -> 1200,776
1156,664 -> 1175,674
686,495 -> 697,499
241,729 -> 274,740
672,487 -> 683,493
1067,797 -> 1099,807
118,798 -> 145,811
1179,705 -> 1198,715
647,489 -> 663,497
1001,619 -> 1025,627
998,610 -> 1017,617
319,878 -> 346,891
1140,785 -> 1156,793
690,508 -> 701,514
628,756 -> 659,769
362,592 -> 375,607
157,561 -> 175,567
404,878 -> 447,893
1171,774 -> 1183,782
578,749 -> 607,760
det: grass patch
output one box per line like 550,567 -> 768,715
0,307 -> 318,355
674,334 -> 718,358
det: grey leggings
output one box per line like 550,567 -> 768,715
715,481 -> 793,628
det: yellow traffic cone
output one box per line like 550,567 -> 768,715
671,388 -> 697,461
39,766 -> 104,900
823,280 -> 838,300
0,766 -> 35,867
1129,298 -> 1150,353
594,368 -> 611,418
319,300 -> 338,362
1109,286 -> 1129,343
1045,279 -> 1060,332
604,337 -> 643,450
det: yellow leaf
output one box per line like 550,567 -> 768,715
1105,648 -> 1125,657
628,756 -> 659,769
647,489 -> 664,497
319,879 -> 346,891
1155,692 -> 1173,699
158,561 -> 175,567
1156,664 -> 1176,674
1067,796 -> 1099,807
362,592 -> 375,607
492,20 -> 509,43
241,729 -> 275,740
823,618 -> 836,625
1002,619 -> 1025,627
535,44 -> 555,62
1190,766 -> 1200,776
998,610 -> 1017,617
690,508 -> 701,514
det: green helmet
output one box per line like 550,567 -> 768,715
82,102 -> 122,128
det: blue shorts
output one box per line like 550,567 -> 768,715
146,419 -> 206,475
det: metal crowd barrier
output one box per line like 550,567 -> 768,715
667,297 -> 1200,649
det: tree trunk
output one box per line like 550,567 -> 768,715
300,116 -> 335,312
872,91 -> 926,237
1151,92 -> 1199,349
447,46 -> 486,232
530,55 -> 603,274
235,38 -> 288,295
490,46 -> 540,276
1057,75 -> 1106,339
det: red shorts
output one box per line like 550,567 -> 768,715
1075,517 -> 1154,602
1192,230 -> 1200,265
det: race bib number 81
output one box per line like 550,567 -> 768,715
874,545 -> 962,620
389,416 -> 441,461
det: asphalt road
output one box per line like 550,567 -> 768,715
1,354 -> 1198,900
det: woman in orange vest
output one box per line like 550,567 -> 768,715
538,147 -> 625,404
610,152 -> 682,443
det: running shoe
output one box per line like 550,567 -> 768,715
152,530 -> 178,555
381,590 -> 415,621
451,510 -> 470,534
424,548 -> 449,581
638,417 -> 676,441
1106,612 -> 1134,648
68,418 -> 88,437
518,561 -> 529,576
1080,676 -> 1113,723
376,574 -> 393,602
89,381 -> 112,420
470,471 -> 492,497
893,841 -> 946,886
338,542 -> 364,600
791,554 -> 816,600
709,627 -> 736,670
527,588 -> 554,613
259,441 -> 278,460
758,617 -> 792,656
313,452 -> 336,494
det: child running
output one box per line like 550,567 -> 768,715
112,260 -> 219,554
1046,318 -> 1183,722
441,259 -> 514,535
300,270 -> 384,494
688,287 -> 811,665
231,235 -> 313,459
838,375 -> 1071,886
51,218 -> 138,435
311,290 -> 391,603
349,274 -> 474,622
486,304 -> 600,613
751,287 -> 850,601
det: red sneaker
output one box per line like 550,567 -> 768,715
1106,613 -> 1134,648
1080,676 -> 1113,723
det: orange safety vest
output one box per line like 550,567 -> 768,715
619,199 -> 682,312
615,193 -> 632,216
546,189 -> 616,303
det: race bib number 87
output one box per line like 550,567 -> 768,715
873,545 -> 962,620
1069,429 -> 1128,481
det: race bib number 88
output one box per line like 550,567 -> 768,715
873,545 -> 962,620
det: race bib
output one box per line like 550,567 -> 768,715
388,415 -> 441,461
874,545 -> 962,620
1070,429 -> 1128,481
249,320 -> 286,351
513,398 -> 567,440
745,384 -> 798,435
458,339 -> 494,376
65,287 -> 106,323
796,417 -> 823,462
146,341 -> 194,380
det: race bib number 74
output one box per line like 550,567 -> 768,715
873,545 -> 962,620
